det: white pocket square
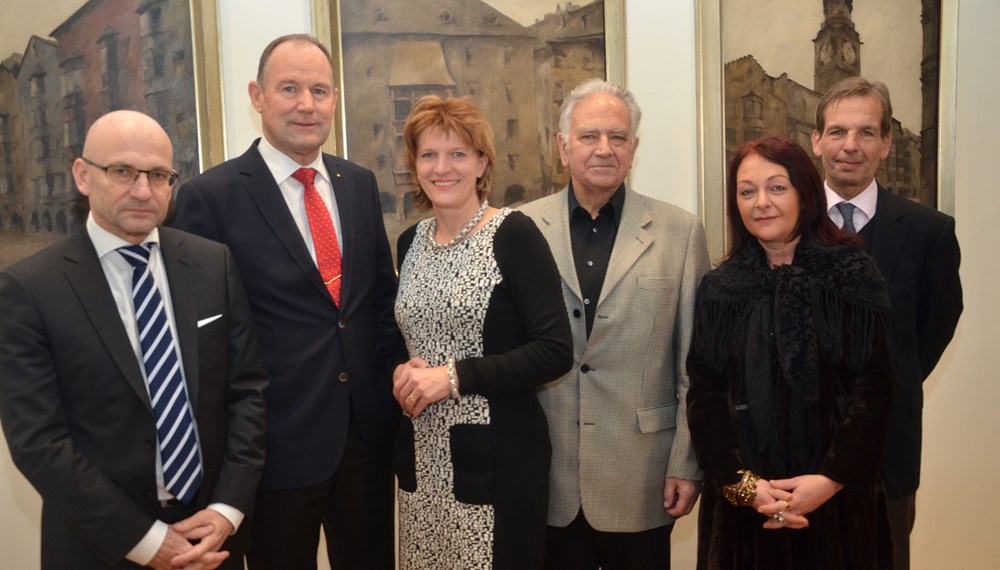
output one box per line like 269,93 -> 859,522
197,314 -> 223,328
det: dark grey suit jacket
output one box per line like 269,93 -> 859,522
172,141 -> 401,491
0,227 -> 268,568
864,186 -> 963,497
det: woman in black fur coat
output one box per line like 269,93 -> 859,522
687,136 -> 894,569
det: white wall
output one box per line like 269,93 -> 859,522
217,0 -> 312,157
2,1 -> 997,568
913,0 -> 1000,567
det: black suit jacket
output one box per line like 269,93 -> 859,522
172,141 -> 401,490
865,186 -> 963,497
0,227 -> 267,568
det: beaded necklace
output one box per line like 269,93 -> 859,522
429,199 -> 489,248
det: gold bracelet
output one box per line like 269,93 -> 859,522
722,469 -> 759,507
446,358 -> 460,399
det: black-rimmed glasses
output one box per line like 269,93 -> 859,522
81,157 -> 179,189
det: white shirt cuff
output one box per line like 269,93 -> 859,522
124,504 -> 243,566
208,503 -> 245,534
125,520 -> 168,566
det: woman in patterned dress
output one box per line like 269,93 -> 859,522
392,95 -> 573,569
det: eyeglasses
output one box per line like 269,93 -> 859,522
81,157 -> 179,189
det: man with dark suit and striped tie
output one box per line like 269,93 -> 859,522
812,77 -> 963,570
0,110 -> 268,569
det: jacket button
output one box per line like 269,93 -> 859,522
339,372 -> 349,383
339,320 -> 346,329
144,439 -> 155,450
572,309 -> 581,318
580,364 -> 590,373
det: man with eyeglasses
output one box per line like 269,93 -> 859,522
0,110 -> 268,570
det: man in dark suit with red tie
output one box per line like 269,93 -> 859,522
812,76 -> 963,570
0,110 -> 267,569
172,34 -> 401,569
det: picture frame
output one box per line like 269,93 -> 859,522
312,0 -> 626,255
191,0 -> 225,170
0,0 -> 222,269
695,0 -> 958,262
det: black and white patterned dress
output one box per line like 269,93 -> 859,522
394,208 -> 572,570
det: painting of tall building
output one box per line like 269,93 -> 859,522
723,0 -> 938,206
531,1 -> 606,191
0,0 -> 197,269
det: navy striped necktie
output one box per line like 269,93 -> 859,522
119,244 -> 203,504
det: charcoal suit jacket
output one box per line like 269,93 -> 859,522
0,226 -> 267,568
863,185 -> 963,497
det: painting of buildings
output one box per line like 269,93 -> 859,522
338,0 -> 609,245
722,0 -> 939,206
0,0 -> 197,269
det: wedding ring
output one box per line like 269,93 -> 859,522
406,394 -> 417,404
782,500 -> 790,510
773,512 -> 785,523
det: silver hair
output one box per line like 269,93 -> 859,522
558,78 -> 642,136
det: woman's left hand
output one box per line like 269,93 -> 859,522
392,357 -> 452,418
759,474 -> 843,529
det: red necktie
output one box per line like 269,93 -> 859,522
292,167 -> 343,305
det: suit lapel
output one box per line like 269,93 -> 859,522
868,186 -> 908,281
325,154 -> 354,307
159,229 -> 200,408
533,190 -> 582,301
600,189 -> 652,305
63,231 -> 152,411
240,144 -> 333,303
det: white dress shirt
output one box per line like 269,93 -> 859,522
85,215 -> 242,565
825,179 -> 879,232
257,136 -> 344,260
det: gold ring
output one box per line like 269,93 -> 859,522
783,500 -> 790,510
406,395 -> 416,404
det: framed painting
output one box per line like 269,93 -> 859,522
696,0 -> 958,262
313,0 -> 625,256
0,0 -> 222,269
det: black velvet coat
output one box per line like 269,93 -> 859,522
687,238 -> 894,569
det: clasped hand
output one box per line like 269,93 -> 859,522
147,508 -> 234,569
393,357 -> 451,418
752,474 -> 843,530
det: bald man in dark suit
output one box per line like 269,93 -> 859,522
0,110 -> 267,569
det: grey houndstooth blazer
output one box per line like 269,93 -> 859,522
520,187 -> 711,532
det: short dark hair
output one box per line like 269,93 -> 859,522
726,136 -> 858,260
815,76 -> 893,138
402,95 -> 496,210
256,34 -> 333,85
